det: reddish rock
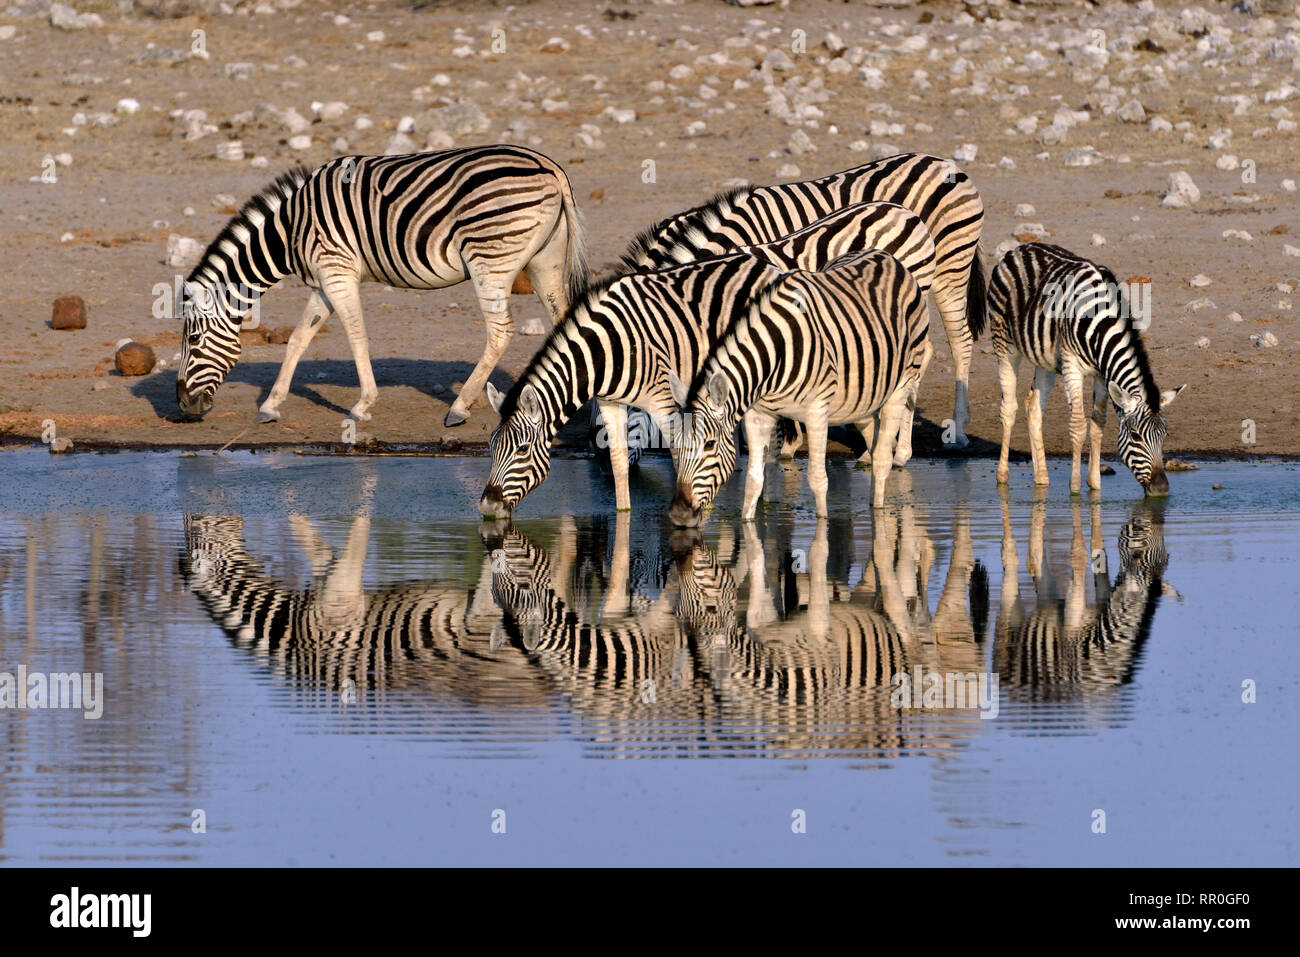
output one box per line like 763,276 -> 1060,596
511,273 -> 533,295
51,296 -> 86,330
114,341 -> 156,376
267,325 -> 295,344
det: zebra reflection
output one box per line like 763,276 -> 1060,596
994,493 -> 1177,700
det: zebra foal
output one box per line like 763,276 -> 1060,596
987,243 -> 1185,496
668,249 -> 932,526
175,146 -> 586,427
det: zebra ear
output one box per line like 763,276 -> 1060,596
667,370 -> 689,409
1107,380 -> 1140,415
518,384 -> 542,422
1159,384 -> 1186,410
486,383 -> 505,415
705,372 -> 730,411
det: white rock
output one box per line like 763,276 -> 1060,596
1252,331 -> 1279,348
539,37 -> 570,53
385,132 -> 417,154
1187,298 -> 1216,312
318,101 -> 348,122
115,98 -> 141,116
1227,312 -> 1243,323
366,31 -> 385,43
288,135 -> 311,151
1015,223 -> 1051,240
0,25 -> 16,40
59,231 -> 74,243
1117,99 -> 1146,123
1190,274 -> 1212,288
281,108 -> 311,134
250,156 -> 269,169
1162,171 -> 1201,208
998,156 -> 1016,170
354,116 -> 373,131
953,143 -> 978,163
1063,146 -> 1103,167
1038,124 -> 1068,146
1091,233 -> 1106,247
519,317 -> 549,336
224,63 -> 255,80
397,116 -> 416,134
1222,229 -> 1253,241
1148,116 -> 1173,133
777,163 -> 801,179
1014,203 -> 1036,218
789,129 -> 817,154
216,140 -> 244,161
669,65 -> 693,80
1195,337 -> 1210,349
1216,154 -> 1240,171
1285,245 -> 1300,258
1283,179 -> 1297,192
50,4 -> 102,30
166,234 -> 203,269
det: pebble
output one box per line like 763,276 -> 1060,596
366,31 -> 385,43
354,116 -> 373,131
1227,312 -> 1244,322
115,98 -> 140,116
1117,100 -> 1146,123
1284,245 -> 1300,258
49,437 -> 74,454
953,143 -> 978,163
216,140 -> 244,161
1091,233 -> 1106,246
1148,116 -> 1173,133
1251,331 -> 1279,348
1014,203 -> 1036,218
1189,274 -> 1212,288
789,129 -> 816,154
1283,179 -> 1297,192
1195,336 -> 1210,349
1186,297 -> 1216,312
50,4 -> 102,30
51,295 -> 86,330
166,234 -> 203,269
1222,229 -> 1252,241
115,341 -> 156,376
1216,154 -> 1240,170
288,135 -> 311,151
776,163 -> 801,178
1062,146 -> 1103,167
1162,171 -> 1201,208
519,318 -> 549,336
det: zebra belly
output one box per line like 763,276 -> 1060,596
356,260 -> 468,291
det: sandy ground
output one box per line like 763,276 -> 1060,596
0,0 -> 1297,459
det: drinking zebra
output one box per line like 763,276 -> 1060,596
480,202 -> 937,517
986,242 -> 1185,495
175,146 -> 586,427
668,250 -> 932,526
621,152 -> 985,447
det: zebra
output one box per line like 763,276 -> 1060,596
480,202 -> 937,517
620,152 -> 986,447
986,242 -> 1186,496
175,146 -> 586,427
667,249 -> 932,527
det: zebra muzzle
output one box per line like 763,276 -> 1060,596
479,486 -> 513,520
175,380 -> 213,420
668,492 -> 704,528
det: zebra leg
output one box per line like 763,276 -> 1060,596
1087,378 -> 1106,491
523,215 -> 571,325
804,409 -> 831,519
777,419 -> 803,460
323,277 -> 380,423
854,417 -> 877,468
871,389 -> 909,508
740,410 -> 777,521
1026,367 -> 1055,487
598,399 -> 632,512
995,351 -> 1020,485
893,337 -> 933,468
1062,358 -> 1089,495
449,263 -> 515,427
256,289 -> 331,423
932,286 -> 972,449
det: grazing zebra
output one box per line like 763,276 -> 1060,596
668,250 -> 932,527
480,202 -> 937,517
175,146 -> 586,427
987,242 -> 1186,495
621,152 -> 985,447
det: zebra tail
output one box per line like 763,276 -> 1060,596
558,171 -> 589,304
966,249 -> 987,341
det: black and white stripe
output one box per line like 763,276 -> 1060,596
480,202 -> 936,517
176,146 -> 586,427
668,250 -> 932,526
987,242 -> 1185,496
622,152 -> 985,447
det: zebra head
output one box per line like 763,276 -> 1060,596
177,280 -> 244,420
1107,381 -> 1186,496
667,370 -> 739,528
480,383 -> 554,519
479,524 -> 553,651
669,530 -> 738,646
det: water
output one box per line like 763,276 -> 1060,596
0,449 -> 1297,865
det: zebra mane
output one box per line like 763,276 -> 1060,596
496,268 -> 630,420
682,271 -> 789,410
185,166 -> 310,286
1096,263 -> 1161,410
616,185 -> 753,273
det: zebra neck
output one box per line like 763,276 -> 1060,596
186,200 -> 295,326
1091,323 -> 1151,403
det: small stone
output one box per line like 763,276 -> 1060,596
1227,312 -> 1244,322
1222,229 -> 1253,241
1212,483 -> 1222,490
366,30 -> 385,43
539,37 -> 570,53
59,232 -> 74,243
288,135 -> 312,151
1251,331 -> 1279,348
1117,99 -> 1146,123
1148,116 -> 1173,133
51,295 -> 86,330
1062,146 -> 1103,167
789,129 -> 816,155
1091,233 -> 1106,246
115,98 -> 140,115
114,341 -> 156,376
1283,179 -> 1297,192
1284,245 -> 1300,258
1195,336 -> 1210,349
776,163 -> 801,179
1162,171 -> 1201,208
1216,154 -> 1240,171
1014,203 -> 1036,218
166,234 -> 203,268
216,140 -> 244,161
1190,274 -> 1212,288
1164,459 -> 1199,471
589,187 -> 604,201
519,317 -> 549,336
49,437 -> 74,454
953,143 -> 978,163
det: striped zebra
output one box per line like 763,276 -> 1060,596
175,146 -> 586,427
621,152 -> 985,447
987,242 -> 1186,495
480,202 -> 937,517
668,249 -> 932,527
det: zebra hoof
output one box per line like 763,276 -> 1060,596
444,409 -> 468,428
254,410 -> 280,424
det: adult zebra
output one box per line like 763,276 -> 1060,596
668,250 -> 932,525
480,202 -> 937,517
987,242 -> 1185,495
175,146 -> 586,427
621,152 -> 985,447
